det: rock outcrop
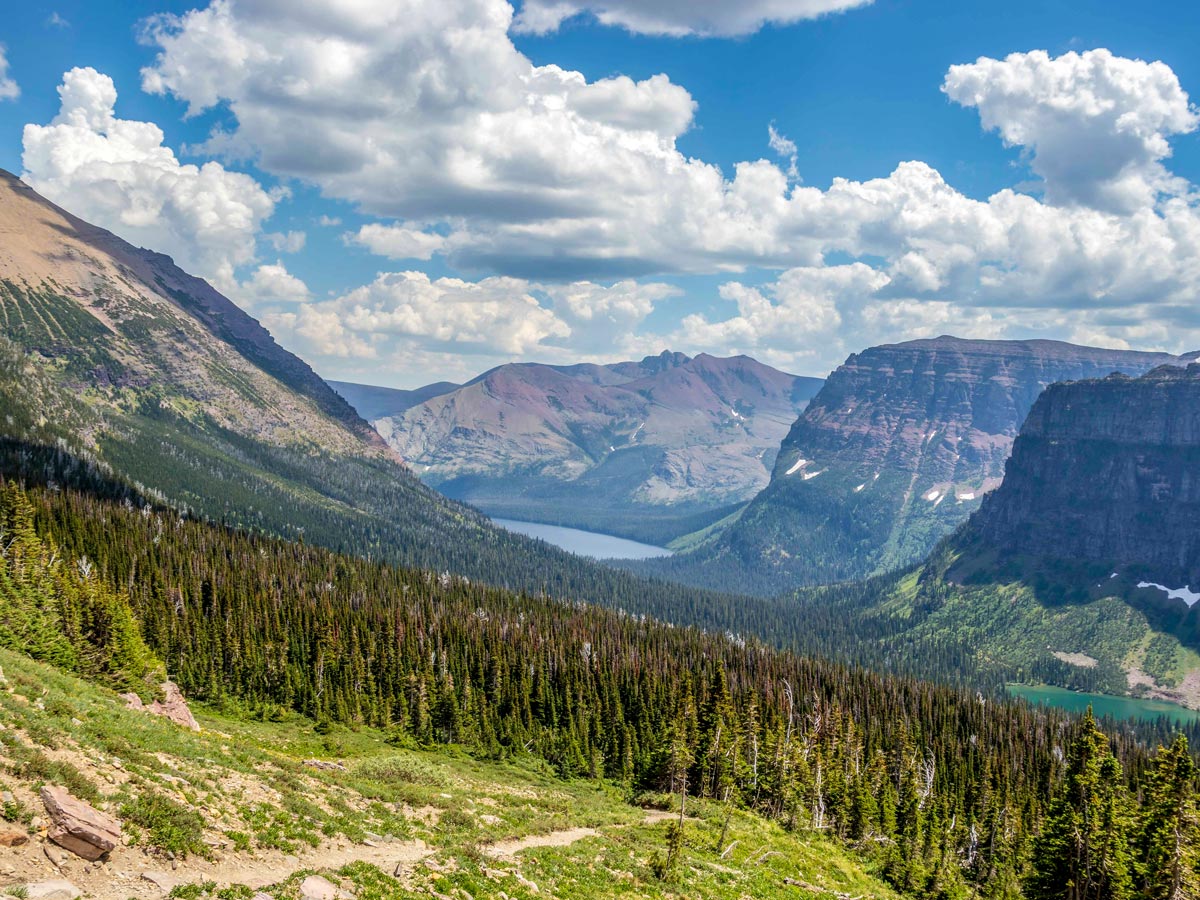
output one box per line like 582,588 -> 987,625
121,682 -> 200,732
22,881 -> 82,900
636,337 -> 1194,595
40,786 -> 121,861
972,364 -> 1200,585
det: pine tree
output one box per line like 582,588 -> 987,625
1138,734 -> 1200,900
1027,709 -> 1133,900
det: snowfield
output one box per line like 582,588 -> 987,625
1138,581 -> 1200,607
785,457 -> 809,475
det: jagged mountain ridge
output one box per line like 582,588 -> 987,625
350,351 -> 823,543
631,336 -> 1192,594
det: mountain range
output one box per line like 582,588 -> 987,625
0,168 -> 750,621
632,336 -> 1194,595
335,352 -> 823,543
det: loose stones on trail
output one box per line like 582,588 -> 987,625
22,881 -> 82,900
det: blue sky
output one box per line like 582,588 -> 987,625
2,0 -> 1200,386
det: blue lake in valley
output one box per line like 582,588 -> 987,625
1007,683 -> 1200,725
492,518 -> 673,560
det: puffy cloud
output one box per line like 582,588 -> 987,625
943,49 -> 1199,213
240,260 -> 310,306
513,0 -> 873,36
0,47 -> 19,100
675,265 -> 887,365
265,305 -> 378,359
138,0 -> 809,278
50,11 -> 1198,377
256,271 -> 677,380
266,230 -> 306,253
22,67 -> 276,288
314,272 -> 570,356
350,223 -> 447,261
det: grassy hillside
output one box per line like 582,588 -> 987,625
0,646 -> 900,900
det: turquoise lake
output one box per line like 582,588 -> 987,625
491,518 -> 673,560
1007,683 -> 1200,725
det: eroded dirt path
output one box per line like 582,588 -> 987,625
50,809 -> 680,898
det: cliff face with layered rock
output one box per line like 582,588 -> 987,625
778,363 -> 1200,710
972,363 -> 1200,586
635,336 -> 1192,594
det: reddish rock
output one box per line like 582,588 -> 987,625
148,682 -> 200,732
675,337 -> 1195,594
121,682 -> 199,732
0,829 -> 28,846
40,786 -> 121,861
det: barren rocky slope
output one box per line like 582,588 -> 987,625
352,352 -> 822,542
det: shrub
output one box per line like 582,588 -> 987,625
120,790 -> 208,857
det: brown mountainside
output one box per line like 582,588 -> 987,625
350,351 -> 823,542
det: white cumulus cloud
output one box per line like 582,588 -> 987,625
22,67 -> 276,289
943,49 -> 1200,213
350,224 -> 447,261
266,230 -> 306,253
256,271 -> 678,381
0,47 -> 19,100
28,12 -> 1200,379
513,0 -> 873,36
240,260 -> 311,307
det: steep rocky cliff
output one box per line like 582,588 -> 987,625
971,363 -> 1200,585
635,336 -> 1190,594
356,352 -> 823,543
779,362 -> 1200,709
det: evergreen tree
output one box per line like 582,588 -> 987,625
1138,734 -> 1200,900
1027,709 -> 1133,900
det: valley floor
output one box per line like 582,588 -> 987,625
0,648 -> 897,900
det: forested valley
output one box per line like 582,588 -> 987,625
3,472 -> 1200,898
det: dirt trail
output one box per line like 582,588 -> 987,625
485,826 -> 598,858
19,810 -> 679,898
483,809 -> 678,858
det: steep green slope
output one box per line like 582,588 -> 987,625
11,468 -> 1200,896
0,170 -> 761,622
0,646 -> 903,900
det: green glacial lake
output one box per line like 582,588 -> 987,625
1007,683 -> 1200,725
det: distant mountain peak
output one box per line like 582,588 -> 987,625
346,352 -> 823,541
